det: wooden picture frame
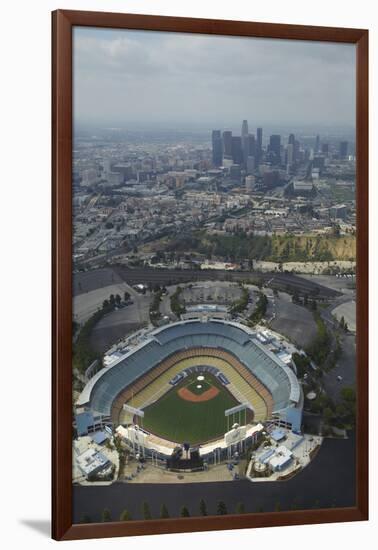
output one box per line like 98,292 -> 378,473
52,9 -> 368,541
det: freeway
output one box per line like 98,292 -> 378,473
108,267 -> 340,299
74,267 -> 340,301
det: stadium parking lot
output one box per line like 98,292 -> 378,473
270,293 -> 318,348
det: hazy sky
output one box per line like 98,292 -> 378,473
73,27 -> 356,131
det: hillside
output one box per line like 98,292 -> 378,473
153,231 -> 356,263
269,234 -> 356,262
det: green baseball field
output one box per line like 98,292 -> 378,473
142,373 -> 239,445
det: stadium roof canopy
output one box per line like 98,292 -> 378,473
77,319 -> 301,419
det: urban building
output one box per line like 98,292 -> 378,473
222,130 -> 232,157
269,134 -> 281,166
212,130 -> 223,167
231,136 -> 243,165
339,141 -> 348,159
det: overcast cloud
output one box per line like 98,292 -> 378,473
73,27 -> 356,130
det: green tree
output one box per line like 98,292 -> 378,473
323,407 -> 334,424
81,515 -> 92,523
120,509 -> 131,521
236,502 -> 245,514
249,292 -> 268,324
274,501 -> 281,512
341,386 -> 356,403
124,291 -> 131,302
142,501 -> 152,520
217,501 -> 228,516
101,508 -> 111,522
160,504 -> 169,519
180,506 -> 190,517
199,499 -> 207,516
115,293 -> 121,305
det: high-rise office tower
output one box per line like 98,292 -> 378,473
315,134 -> 320,153
339,141 -> 348,159
294,140 -> 300,163
286,143 -> 294,166
212,130 -> 223,166
231,136 -> 243,165
288,134 -> 296,163
322,143 -> 329,156
246,156 -> 255,174
256,127 -> 263,166
269,134 -> 281,165
241,120 -> 249,167
247,134 -> 256,157
241,119 -> 249,138
222,131 -> 232,158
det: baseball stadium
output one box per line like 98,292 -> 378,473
76,319 -> 303,469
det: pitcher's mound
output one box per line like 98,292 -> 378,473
178,385 -> 219,402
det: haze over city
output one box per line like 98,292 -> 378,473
73,27 -> 356,130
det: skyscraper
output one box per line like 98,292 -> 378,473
247,134 -> 256,157
287,143 -> 294,166
241,119 -> 249,138
315,134 -> 320,153
245,134 -> 256,173
241,120 -> 249,167
231,136 -> 243,165
269,134 -> 281,165
339,141 -> 348,159
256,127 -> 263,166
288,133 -> 296,164
212,130 -> 223,166
246,156 -> 255,174
222,131 -> 232,158
294,140 -> 301,163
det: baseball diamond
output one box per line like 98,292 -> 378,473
77,319 -> 303,447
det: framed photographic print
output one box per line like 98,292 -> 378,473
52,10 -> 368,541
